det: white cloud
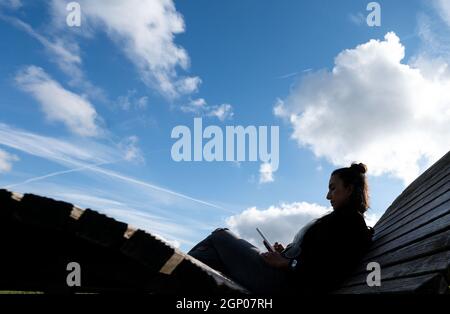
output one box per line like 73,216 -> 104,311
0,148 -> 19,172
119,135 -> 145,163
50,0 -> 200,99
226,202 -> 330,251
116,90 -> 149,110
365,212 -> 380,228
181,98 -> 234,121
208,103 -> 234,121
259,162 -> 274,184
275,32 -> 450,185
15,65 -> 101,137
175,76 -> 202,95
180,98 -> 207,113
225,202 -> 381,251
348,12 -> 365,26
434,0 -> 450,27
136,96 -> 149,109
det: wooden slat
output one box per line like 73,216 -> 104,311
387,163 -> 449,211
119,229 -> 248,292
348,229 -> 450,276
183,255 -> 249,292
374,181 -> 449,237
120,230 -> 180,273
13,193 -> 74,230
363,211 -> 450,262
375,177 -> 449,236
389,151 -> 450,207
70,206 -> 84,220
374,187 -> 450,241
123,226 -> 137,239
335,273 -> 448,294
375,169 -> 449,231
76,209 -> 128,248
11,192 -> 24,202
375,161 -> 450,229
375,154 -> 450,225
341,251 -> 450,287
369,198 -> 450,254
159,251 -> 185,275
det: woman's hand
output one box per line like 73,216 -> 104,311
260,251 -> 290,269
274,242 -> 284,253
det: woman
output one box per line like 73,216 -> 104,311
187,163 -> 374,294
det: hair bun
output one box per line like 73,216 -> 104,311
351,162 -> 367,174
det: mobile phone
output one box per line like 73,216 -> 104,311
256,227 -> 274,252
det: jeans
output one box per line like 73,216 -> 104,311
187,228 -> 289,294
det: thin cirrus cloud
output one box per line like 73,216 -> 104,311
433,0 -> 450,27
118,136 -> 145,163
50,0 -> 202,99
116,89 -> 149,111
181,98 -> 234,121
348,12 -> 366,26
0,0 -> 21,9
416,2 -> 450,60
0,123 -> 114,166
275,32 -> 450,186
0,14 -> 81,67
0,13 -> 106,100
15,65 -> 102,137
0,123 -> 229,212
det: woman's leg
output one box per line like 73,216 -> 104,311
188,228 -> 288,294
187,232 -> 227,274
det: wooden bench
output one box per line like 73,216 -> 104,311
0,150 -> 449,294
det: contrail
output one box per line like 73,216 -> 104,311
3,161 -> 114,189
86,165 -> 231,212
276,72 -> 298,79
3,160 -> 232,213
0,124 -> 233,213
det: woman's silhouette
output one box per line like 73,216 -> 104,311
188,163 -> 374,294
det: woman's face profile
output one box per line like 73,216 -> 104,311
326,174 -> 353,210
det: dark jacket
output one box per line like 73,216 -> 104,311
286,207 -> 373,294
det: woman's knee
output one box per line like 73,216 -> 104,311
210,228 -> 242,247
211,228 -> 230,234
211,228 -> 234,239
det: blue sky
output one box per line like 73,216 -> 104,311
1,0 -> 450,252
